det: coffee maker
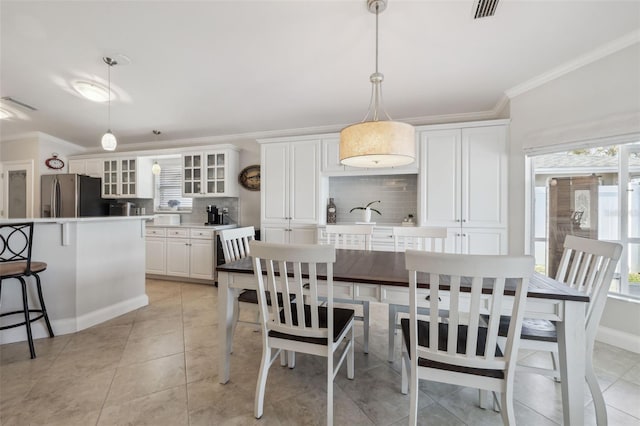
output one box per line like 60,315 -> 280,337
206,205 -> 222,225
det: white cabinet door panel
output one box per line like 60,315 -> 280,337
145,237 -> 166,275
189,239 -> 214,280
262,143 -> 289,223
166,238 -> 190,277
290,141 -> 318,224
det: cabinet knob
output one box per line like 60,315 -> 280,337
456,219 -> 461,222
462,219 -> 467,223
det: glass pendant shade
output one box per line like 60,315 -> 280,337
101,130 -> 117,151
152,162 -> 162,175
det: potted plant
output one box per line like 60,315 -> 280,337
168,200 -> 180,211
350,200 -> 381,223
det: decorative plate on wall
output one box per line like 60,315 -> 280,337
238,164 -> 260,191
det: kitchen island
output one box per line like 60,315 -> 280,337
0,216 -> 151,344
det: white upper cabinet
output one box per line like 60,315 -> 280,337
418,121 -> 508,254
102,157 -> 153,198
68,158 -> 103,178
260,136 -> 320,243
321,134 -> 419,175
419,122 -> 507,229
182,147 -> 239,197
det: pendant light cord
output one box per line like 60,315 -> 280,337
375,3 -> 379,75
107,62 -> 111,130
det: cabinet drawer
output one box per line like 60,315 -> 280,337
146,227 -> 167,237
166,228 -> 189,238
190,228 -> 214,239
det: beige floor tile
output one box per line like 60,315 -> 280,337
106,352 -> 186,404
184,323 -> 218,352
119,329 -> 184,365
2,277 -> 639,425
99,385 -> 189,426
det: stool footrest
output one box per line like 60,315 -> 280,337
0,310 -> 48,331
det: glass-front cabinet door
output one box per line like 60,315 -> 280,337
103,159 -> 119,196
120,159 -> 136,196
181,148 -> 239,197
205,153 -> 225,194
183,154 -> 202,196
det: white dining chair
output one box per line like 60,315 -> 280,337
325,224 -> 374,353
218,226 -> 256,340
401,251 -> 534,425
249,241 -> 355,425
504,235 -> 622,425
388,226 -> 448,362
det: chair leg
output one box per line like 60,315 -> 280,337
586,351 -> 608,426
254,345 -> 271,419
550,350 -> 561,382
347,326 -> 355,380
388,304 -> 397,362
327,345 -> 334,426
363,301 -> 370,354
409,358 -> 418,425
401,351 -> 409,395
34,274 -> 54,338
19,278 -> 36,359
499,387 -> 516,426
230,296 -> 240,353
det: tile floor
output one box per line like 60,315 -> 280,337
1,278 -> 640,425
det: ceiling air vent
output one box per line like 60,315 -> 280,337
0,96 -> 38,111
473,0 -> 499,19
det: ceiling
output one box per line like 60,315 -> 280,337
1,1 -> 639,151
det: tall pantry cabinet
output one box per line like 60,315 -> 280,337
258,136 -> 320,244
418,121 -> 508,254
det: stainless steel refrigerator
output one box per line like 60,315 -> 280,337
41,174 -> 108,217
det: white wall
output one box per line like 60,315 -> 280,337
509,43 -> 640,351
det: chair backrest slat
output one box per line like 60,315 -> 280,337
554,235 -> 623,337
326,224 -> 374,251
219,226 -> 255,263
406,251 -> 534,372
392,226 -> 447,252
250,241 -> 336,340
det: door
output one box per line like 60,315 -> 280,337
261,143 -> 289,223
3,160 -> 34,218
190,239 -> 214,280
290,141 -> 318,224
56,174 -> 80,218
166,238 -> 190,277
145,237 -> 166,274
420,129 -> 460,226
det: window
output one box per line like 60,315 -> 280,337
530,142 -> 640,299
154,157 -> 193,212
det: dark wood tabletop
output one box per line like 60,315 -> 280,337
217,249 -> 589,303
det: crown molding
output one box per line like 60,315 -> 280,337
506,29 -> 640,99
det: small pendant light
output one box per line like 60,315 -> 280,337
151,130 -> 162,175
101,57 -> 118,151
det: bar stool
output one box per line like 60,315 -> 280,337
0,222 -> 54,358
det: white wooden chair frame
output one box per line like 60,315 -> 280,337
401,251 -> 534,425
250,241 -> 354,426
388,226 -> 447,362
515,235 -> 622,426
325,224 -> 374,353
218,226 -> 256,342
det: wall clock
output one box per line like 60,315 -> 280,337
238,165 -> 260,191
45,154 -> 65,170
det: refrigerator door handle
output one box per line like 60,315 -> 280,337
53,177 -> 61,218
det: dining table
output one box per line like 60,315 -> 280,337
216,249 -> 590,425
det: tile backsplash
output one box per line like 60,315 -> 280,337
328,175 -> 417,224
118,197 -> 238,225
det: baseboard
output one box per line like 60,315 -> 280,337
76,294 -> 149,330
0,294 -> 149,345
596,326 -> 640,354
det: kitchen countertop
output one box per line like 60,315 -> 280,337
145,222 -> 238,230
0,216 -> 154,224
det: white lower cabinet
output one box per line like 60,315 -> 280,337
445,227 -> 507,255
146,227 -> 215,281
263,226 -> 317,244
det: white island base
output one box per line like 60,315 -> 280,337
0,217 -> 149,344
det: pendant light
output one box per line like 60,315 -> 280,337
101,57 -> 118,151
340,0 -> 415,168
151,130 -> 162,175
